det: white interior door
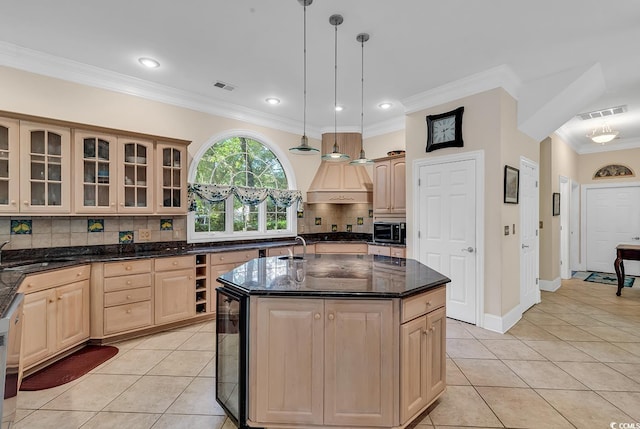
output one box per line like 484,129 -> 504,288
585,185 -> 640,275
570,180 -> 581,271
559,176 -> 570,279
417,158 -> 477,324
520,158 -> 539,312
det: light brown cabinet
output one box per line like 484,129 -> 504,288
0,117 -> 20,213
19,121 -> 72,214
20,265 -> 91,370
251,297 -> 394,428
373,155 -> 406,214
400,286 -> 446,422
266,244 -> 314,257
74,131 -> 118,213
315,242 -> 367,254
156,142 -> 187,213
368,244 -> 406,257
154,255 -> 196,325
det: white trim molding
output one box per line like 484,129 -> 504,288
483,305 -> 522,334
539,277 -> 562,292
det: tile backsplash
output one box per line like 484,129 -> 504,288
0,216 -> 187,250
297,203 -> 373,234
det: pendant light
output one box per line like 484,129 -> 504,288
289,0 -> 319,154
322,14 -> 350,162
350,33 -> 374,165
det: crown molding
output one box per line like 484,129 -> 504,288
364,116 -> 406,139
401,64 -> 522,114
0,41 -> 327,139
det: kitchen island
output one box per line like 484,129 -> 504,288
216,254 -> 450,429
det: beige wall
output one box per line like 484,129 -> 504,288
0,66 -> 325,199
578,147 -> 640,185
405,88 -> 538,319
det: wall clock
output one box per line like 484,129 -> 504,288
425,106 -> 464,152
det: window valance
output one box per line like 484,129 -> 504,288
188,183 -> 303,211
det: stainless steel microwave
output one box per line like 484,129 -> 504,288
373,222 -> 406,244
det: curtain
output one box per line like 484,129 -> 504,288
188,183 -> 302,211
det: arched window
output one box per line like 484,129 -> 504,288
188,133 -> 298,242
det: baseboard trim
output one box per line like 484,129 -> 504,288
483,305 -> 522,334
539,277 -> 562,292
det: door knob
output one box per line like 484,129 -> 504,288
522,244 -> 530,249
462,247 -> 474,253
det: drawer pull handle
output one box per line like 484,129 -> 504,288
27,284 -> 32,288
328,313 -> 335,321
126,309 -> 132,314
314,313 -> 321,320
126,295 -> 131,300
127,281 -> 132,285
426,301 -> 432,307
173,261 -> 178,265
188,276 -> 193,280
220,257 -> 224,261
49,299 -> 54,303
126,266 -> 132,270
423,329 -> 429,335
58,296 -> 62,300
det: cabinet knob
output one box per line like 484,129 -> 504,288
126,280 -> 132,285
58,296 -> 62,300
220,257 -> 224,261
27,284 -> 32,288
423,329 -> 429,335
188,276 -> 193,280
120,202 -> 125,207
77,272 -> 81,276
172,261 -> 178,265
111,202 -> 116,207
126,266 -> 132,270
49,299 -> 54,303
314,313 -> 321,320
10,200 -> 16,206
328,313 -> 335,321
23,200 -> 29,206
126,295 -> 131,300
126,309 -> 132,314
425,301 -> 432,307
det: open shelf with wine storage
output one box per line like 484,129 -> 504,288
195,253 -> 210,314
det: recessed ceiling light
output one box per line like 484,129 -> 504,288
265,97 -> 281,105
138,57 -> 160,68
378,102 -> 392,110
335,105 -> 344,112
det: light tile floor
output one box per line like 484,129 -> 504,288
14,276 -> 640,429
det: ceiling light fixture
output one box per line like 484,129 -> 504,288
265,97 -> 280,105
322,14 -> 350,162
290,0 -> 319,155
334,105 -> 344,112
138,57 -> 160,68
350,33 -> 374,166
378,102 -> 392,110
587,122 -> 619,144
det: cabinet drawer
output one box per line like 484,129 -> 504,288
315,243 -> 368,254
368,245 -> 391,256
155,255 -> 194,272
211,249 -> 259,266
390,247 -> 406,258
103,273 -> 152,292
104,287 -> 151,307
402,286 -> 446,323
104,301 -> 152,334
20,264 -> 90,294
103,259 -> 152,277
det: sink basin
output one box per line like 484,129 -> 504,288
277,256 -> 304,261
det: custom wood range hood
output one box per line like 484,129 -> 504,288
306,132 -> 373,204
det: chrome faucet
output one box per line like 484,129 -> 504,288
0,240 -> 9,266
294,236 -> 307,259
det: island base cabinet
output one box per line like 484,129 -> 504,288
251,297 -> 394,428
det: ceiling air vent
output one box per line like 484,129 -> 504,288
577,105 -> 627,120
213,81 -> 236,91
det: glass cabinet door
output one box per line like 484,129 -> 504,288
0,118 -> 19,212
74,131 -> 117,213
118,138 -> 153,213
157,142 -> 187,213
19,122 -> 71,213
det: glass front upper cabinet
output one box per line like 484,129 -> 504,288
0,117 -> 19,213
74,131 -> 118,213
118,138 -> 154,213
19,122 -> 71,213
156,142 -> 187,213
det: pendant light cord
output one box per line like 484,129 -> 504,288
360,36 -> 364,145
333,20 -> 338,151
303,3 -> 307,138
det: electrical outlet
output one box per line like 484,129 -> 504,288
138,229 -> 151,242
504,225 -> 510,236
173,229 -> 182,239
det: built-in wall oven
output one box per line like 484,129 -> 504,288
215,286 -> 248,428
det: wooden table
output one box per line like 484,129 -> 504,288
614,244 -> 640,296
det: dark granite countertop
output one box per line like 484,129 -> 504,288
217,254 -> 450,298
0,233 -> 374,317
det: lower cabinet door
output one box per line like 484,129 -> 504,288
426,306 -> 446,402
254,298 -> 324,426
154,268 -> 195,324
400,315 -> 428,422
324,300 -> 394,427
56,280 -> 90,350
22,289 -> 56,368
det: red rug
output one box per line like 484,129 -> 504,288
20,345 -> 118,391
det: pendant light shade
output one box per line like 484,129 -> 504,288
587,122 -> 619,144
350,33 -> 374,166
290,0 -> 319,155
322,14 -> 350,162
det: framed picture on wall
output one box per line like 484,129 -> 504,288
503,165 -> 519,204
552,192 -> 560,216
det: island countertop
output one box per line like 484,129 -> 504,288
217,253 -> 450,298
